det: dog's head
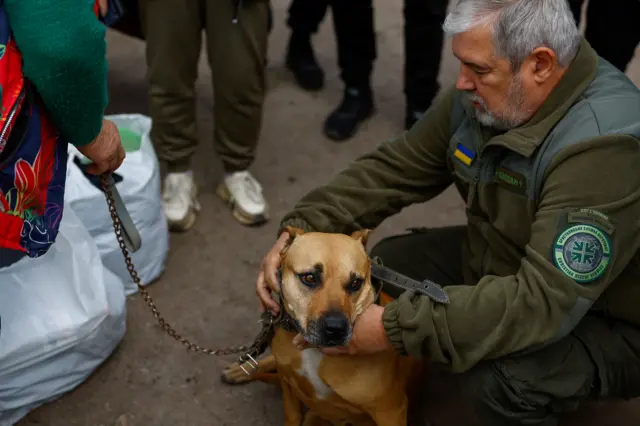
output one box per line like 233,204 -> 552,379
278,226 -> 376,348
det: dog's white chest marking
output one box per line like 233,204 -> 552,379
297,348 -> 333,399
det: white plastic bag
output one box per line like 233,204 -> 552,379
64,113 -> 169,295
0,205 -> 127,425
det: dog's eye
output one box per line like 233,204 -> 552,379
298,273 -> 318,288
346,278 -> 364,294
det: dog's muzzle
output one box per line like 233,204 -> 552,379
306,310 -> 352,347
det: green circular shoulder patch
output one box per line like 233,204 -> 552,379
553,224 -> 612,283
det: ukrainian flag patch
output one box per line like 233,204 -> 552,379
453,143 -> 475,166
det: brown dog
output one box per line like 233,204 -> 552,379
222,227 -> 422,426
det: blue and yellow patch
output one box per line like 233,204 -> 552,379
453,143 -> 475,166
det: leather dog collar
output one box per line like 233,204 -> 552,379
369,257 -> 450,304
272,291 -> 303,334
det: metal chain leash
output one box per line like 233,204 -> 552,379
100,174 -> 256,357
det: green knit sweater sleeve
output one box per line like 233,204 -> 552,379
5,0 -> 108,147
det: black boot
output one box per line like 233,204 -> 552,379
323,86 -> 374,142
285,31 -> 324,91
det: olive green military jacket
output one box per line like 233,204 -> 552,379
278,38 -> 640,373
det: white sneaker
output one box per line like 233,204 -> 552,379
216,170 -> 269,226
162,171 -> 201,231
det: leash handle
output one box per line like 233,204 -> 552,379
102,173 -> 142,253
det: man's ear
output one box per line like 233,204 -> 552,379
350,228 -> 372,248
280,226 -> 306,257
528,46 -> 557,83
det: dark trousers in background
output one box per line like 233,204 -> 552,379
568,0 -> 640,72
139,0 -> 269,174
286,0 -> 448,111
286,0 -> 376,91
370,227 -> 640,426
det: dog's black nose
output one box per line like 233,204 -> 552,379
320,312 -> 349,337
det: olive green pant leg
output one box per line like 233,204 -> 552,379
140,0 -> 203,173
457,315 -> 640,426
204,0 -> 269,173
369,226 -> 467,299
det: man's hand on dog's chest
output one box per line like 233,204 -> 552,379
293,305 -> 392,356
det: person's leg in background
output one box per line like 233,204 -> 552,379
567,0 -> 585,27
139,0 -> 203,232
285,0 -> 330,91
582,0 -> 640,72
323,0 -> 376,142
403,0 -> 449,130
206,0 -> 270,226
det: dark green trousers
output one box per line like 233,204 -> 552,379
370,226 -> 640,426
139,0 -> 269,173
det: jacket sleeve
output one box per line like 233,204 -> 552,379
279,86 -> 457,235
5,0 -> 108,147
382,134 -> 640,373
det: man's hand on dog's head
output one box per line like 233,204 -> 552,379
293,305 -> 392,356
256,231 -> 290,314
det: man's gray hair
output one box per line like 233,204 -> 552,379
442,0 -> 582,70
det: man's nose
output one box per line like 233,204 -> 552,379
320,312 -> 349,337
456,69 -> 475,91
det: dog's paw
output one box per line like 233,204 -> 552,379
220,362 -> 254,386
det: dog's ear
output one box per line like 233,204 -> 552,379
284,226 -> 306,240
280,226 -> 306,257
350,228 -> 372,248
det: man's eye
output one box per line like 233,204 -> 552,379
346,278 -> 364,294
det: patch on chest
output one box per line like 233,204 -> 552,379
493,165 -> 527,194
297,348 -> 333,399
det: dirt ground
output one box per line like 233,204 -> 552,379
16,0 -> 640,425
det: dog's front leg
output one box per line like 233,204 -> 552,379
221,354 -> 278,385
281,380 -> 304,426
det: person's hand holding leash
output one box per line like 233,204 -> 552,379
77,119 -> 126,175
98,0 -> 109,16
256,231 -> 290,314
293,304 -> 392,356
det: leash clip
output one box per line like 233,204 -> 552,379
238,353 -> 259,376
236,310 -> 277,377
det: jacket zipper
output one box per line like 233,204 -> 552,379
468,148 -> 493,277
0,86 -> 26,168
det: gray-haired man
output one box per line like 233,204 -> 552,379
256,0 -> 640,424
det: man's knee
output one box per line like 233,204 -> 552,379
457,361 -> 553,426
456,333 -> 598,426
369,234 -> 401,266
369,231 -> 427,280
369,226 -> 466,287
